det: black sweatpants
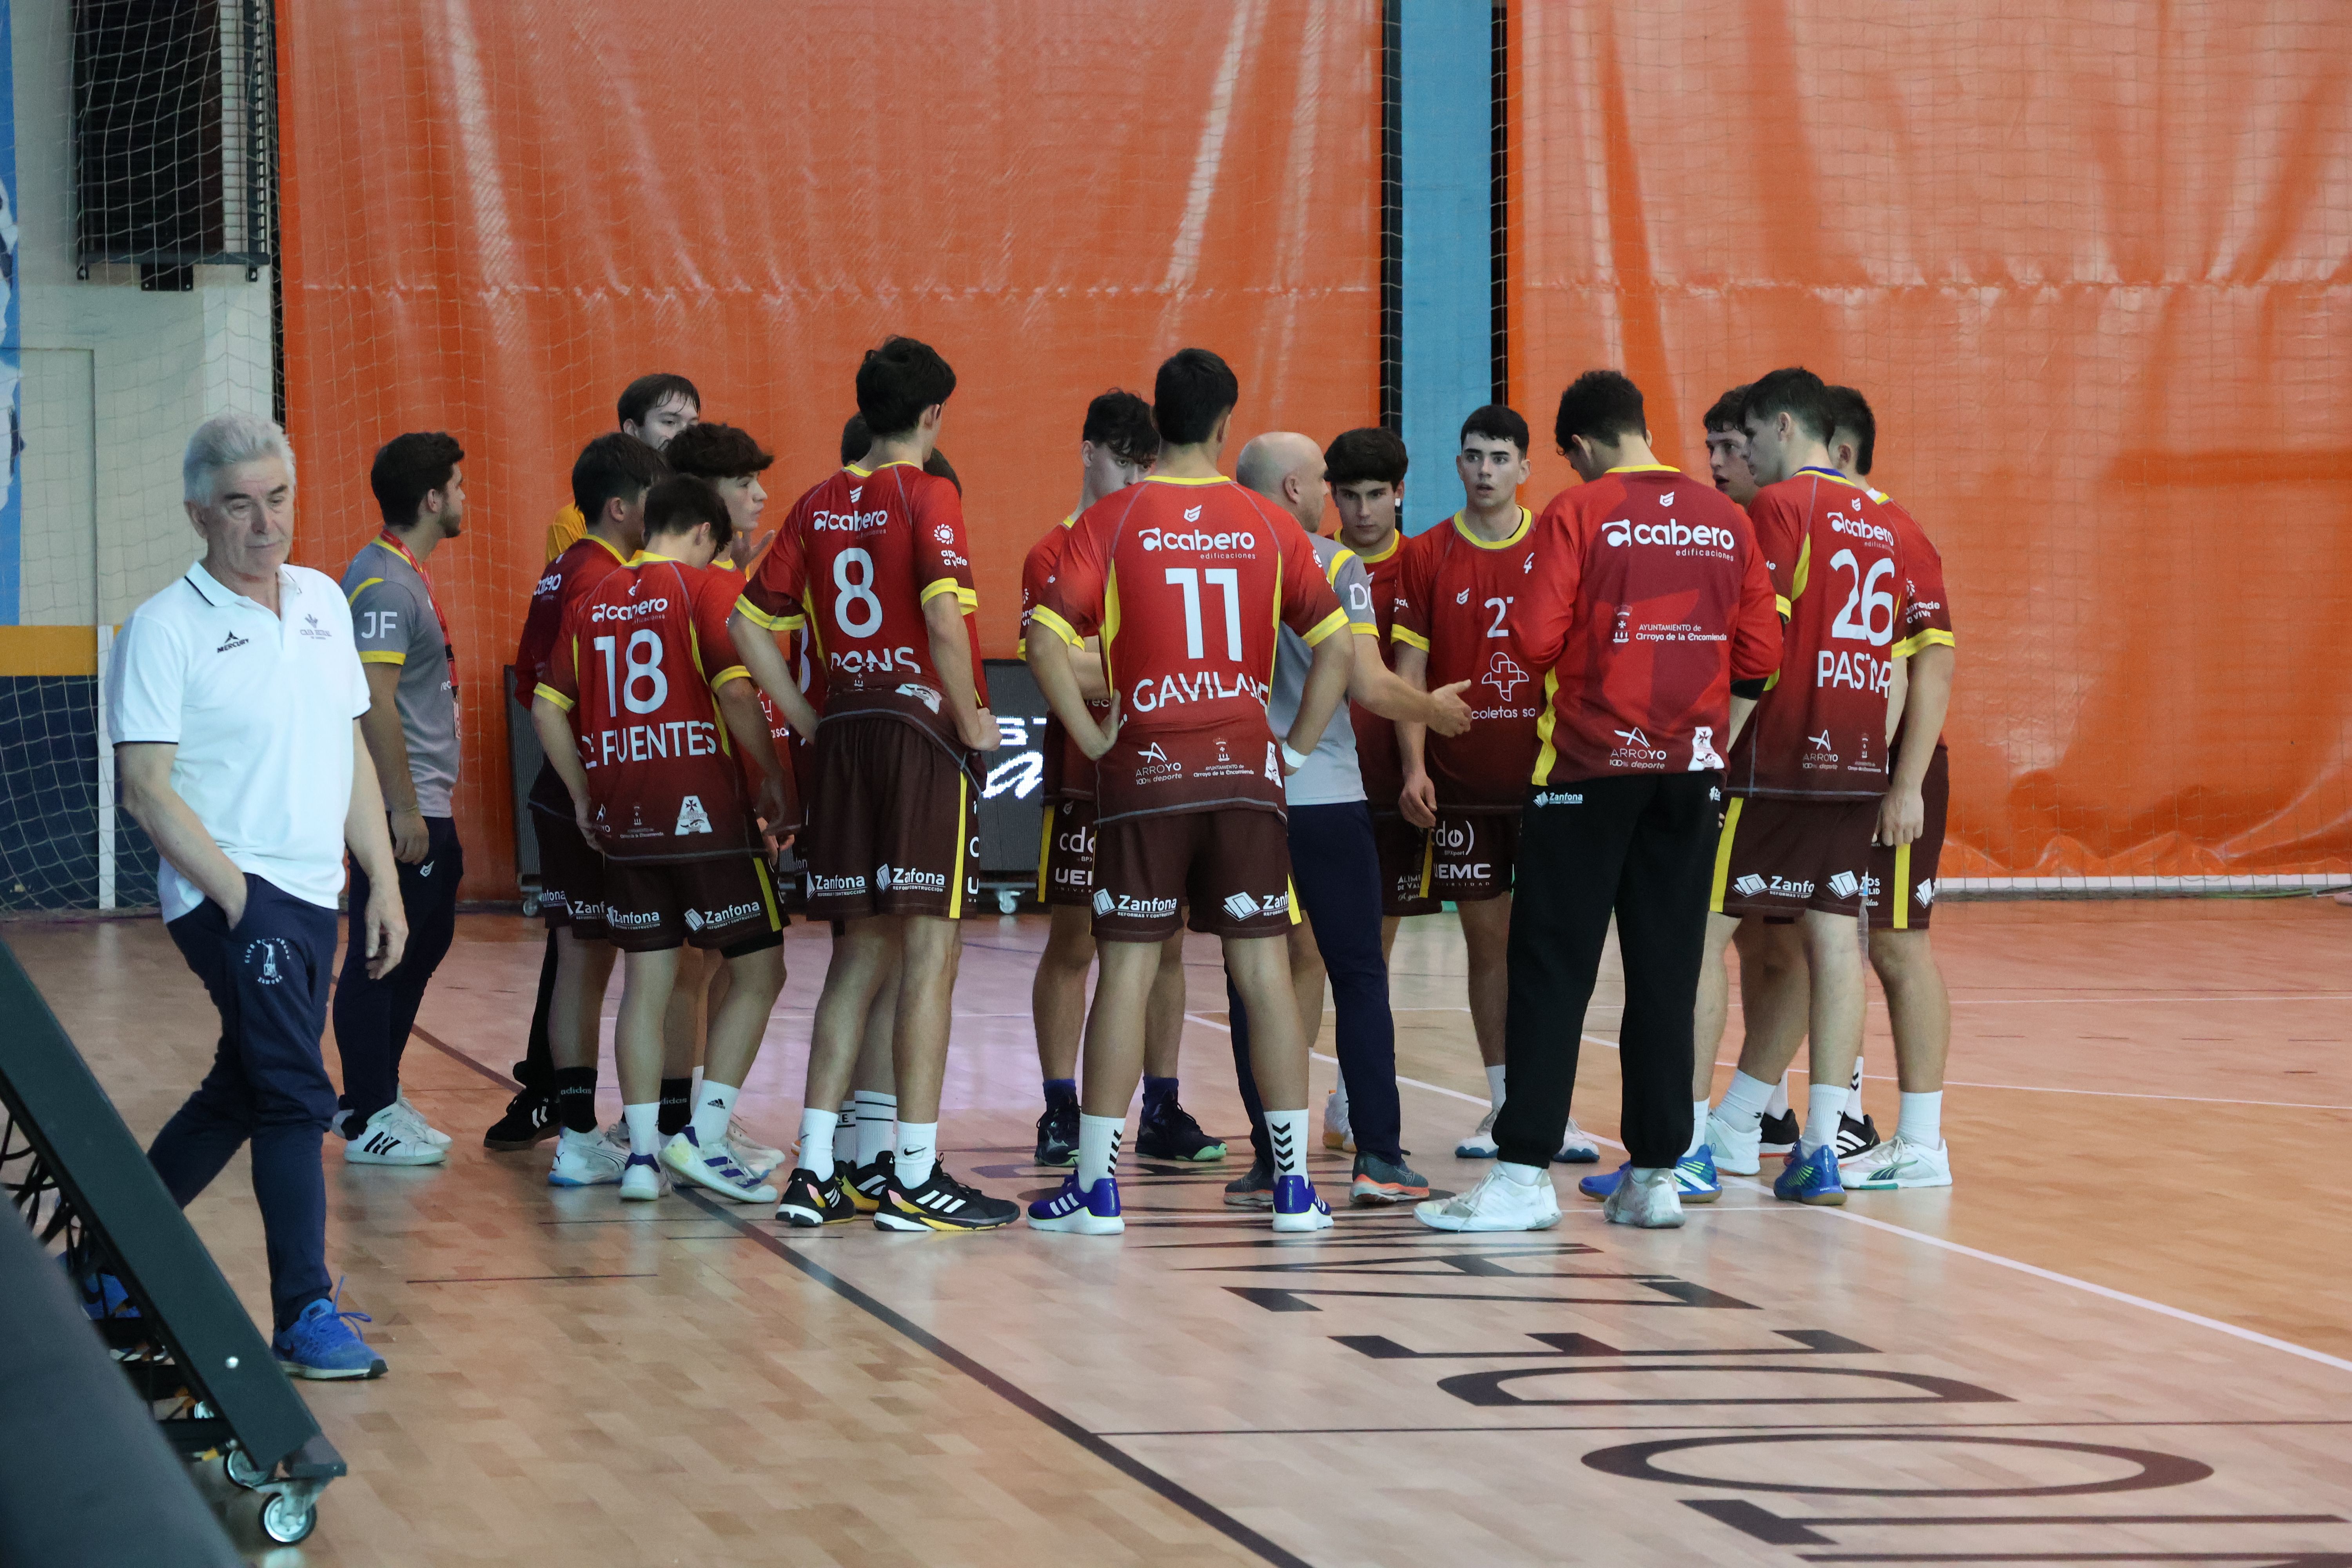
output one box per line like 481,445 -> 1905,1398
332,816 -> 462,1131
1492,772 -> 1723,1170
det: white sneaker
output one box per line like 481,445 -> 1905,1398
1601,1166 -> 1686,1228
547,1125 -> 629,1187
1322,1089 -> 1355,1154
1414,1165 -> 1561,1232
1455,1107 -> 1501,1158
1556,1118 -> 1601,1163
1705,1109 -> 1762,1176
726,1118 -> 785,1182
660,1129 -> 779,1203
1844,1136 -> 1952,1190
394,1094 -> 452,1148
619,1153 -> 666,1201
343,1105 -> 448,1166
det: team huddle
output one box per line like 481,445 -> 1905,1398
357,340 -> 1958,1239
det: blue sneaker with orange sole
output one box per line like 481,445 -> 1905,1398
1773,1141 -> 1847,1206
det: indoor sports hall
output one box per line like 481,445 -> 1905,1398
0,5 -> 2345,1566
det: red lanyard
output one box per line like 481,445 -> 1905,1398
376,531 -> 456,676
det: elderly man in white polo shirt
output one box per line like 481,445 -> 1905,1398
107,411 -> 409,1380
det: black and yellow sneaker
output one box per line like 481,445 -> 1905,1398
874,1161 -> 1019,1232
776,1167 -> 857,1227
1136,1096 -> 1227,1161
847,1151 -> 894,1214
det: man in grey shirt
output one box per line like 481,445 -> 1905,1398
1221,432 -> 1474,1205
331,432 -> 469,1166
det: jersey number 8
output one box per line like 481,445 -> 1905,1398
835,548 -> 886,638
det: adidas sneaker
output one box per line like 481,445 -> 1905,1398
875,1163 -> 1019,1232
1027,1172 -> 1125,1234
342,1105 -> 447,1167
1834,1110 -> 1883,1162
659,1128 -> 778,1203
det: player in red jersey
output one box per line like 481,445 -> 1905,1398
730,336 -> 1016,1233
1694,367 -> 1911,1207
1418,370 -> 1782,1232
1018,391 -> 1215,1169
1026,348 -> 1352,1235
533,477 -> 798,1205
1390,406 -> 1584,1161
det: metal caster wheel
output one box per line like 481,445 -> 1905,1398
261,1491 -> 317,1544
224,1444 -> 270,1489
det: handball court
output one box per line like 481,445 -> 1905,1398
13,897 -> 2352,1567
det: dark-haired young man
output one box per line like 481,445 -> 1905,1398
1027,348 -> 1350,1236
1419,371 -> 1781,1231
1703,386 -> 1760,508
534,476 -> 796,1204
544,374 -> 701,562
514,433 -> 669,1186
1696,367 -> 1912,1207
1392,406 -> 1599,1164
733,336 -> 1016,1232
1020,390 -> 1214,1167
332,432 -> 468,1166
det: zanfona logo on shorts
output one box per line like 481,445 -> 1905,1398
1099,892 -> 1177,919
1222,890 -> 1290,921
1828,871 -> 1861,899
876,863 -> 948,894
684,908 -> 704,932
1732,874 -> 1768,897
1532,790 -> 1584,807
692,902 -> 760,929
810,872 -> 867,896
608,909 -> 661,929
1092,888 -> 1115,916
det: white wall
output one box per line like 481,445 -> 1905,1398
11,0 -> 275,628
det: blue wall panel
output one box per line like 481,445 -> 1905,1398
1398,0 -> 1493,534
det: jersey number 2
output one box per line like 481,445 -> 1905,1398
1828,550 -> 1895,646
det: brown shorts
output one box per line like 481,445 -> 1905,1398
1375,814 -> 1440,917
533,806 -> 608,940
1037,797 -> 1098,906
1091,808 -> 1298,942
1430,810 -> 1519,903
806,715 -> 978,920
1713,795 -> 1878,919
602,854 -> 785,954
1867,745 -> 1948,932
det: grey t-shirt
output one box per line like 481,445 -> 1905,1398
1267,534 -> 1377,807
342,537 -> 461,817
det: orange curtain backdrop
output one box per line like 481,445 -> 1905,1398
279,1 -> 1380,900
1510,3 -> 2352,877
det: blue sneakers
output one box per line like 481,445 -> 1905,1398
1271,1173 -> 1334,1232
272,1281 -> 387,1380
1027,1172 -> 1124,1234
60,1258 -> 140,1320
1579,1145 -> 1721,1204
1773,1141 -> 1847,1206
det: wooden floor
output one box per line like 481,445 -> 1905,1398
12,895 -> 2352,1567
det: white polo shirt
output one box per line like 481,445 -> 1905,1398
107,562 -> 371,922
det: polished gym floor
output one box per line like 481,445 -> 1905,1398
14,895 -> 2352,1566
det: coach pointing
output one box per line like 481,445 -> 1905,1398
107,412 -> 407,1378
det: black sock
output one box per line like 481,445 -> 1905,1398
657,1078 -> 693,1137
554,1067 -> 599,1134
1143,1075 -> 1178,1118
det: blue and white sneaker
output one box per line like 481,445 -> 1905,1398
660,1128 -> 777,1203
1773,1142 -> 1847,1206
1027,1172 -> 1124,1234
1579,1145 -> 1720,1204
619,1152 -> 666,1201
272,1281 -> 387,1380
1270,1172 -> 1334,1232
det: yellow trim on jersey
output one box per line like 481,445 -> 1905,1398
1354,531 -> 1402,566
1287,876 -> 1302,924
707,664 -> 751,690
733,592 -> 806,633
1708,797 -> 1745,913
1891,628 -> 1957,660
534,682 -> 575,713
584,532 -> 632,564
1450,505 -> 1534,550
919,577 -> 966,607
1324,547 -> 1358,586
1796,466 -> 1868,491
1891,840 -> 1913,931
1603,463 -> 1679,474
1416,831 -> 1435,900
1531,668 -> 1561,784
345,575 -> 385,606
751,857 -> 782,933
1789,535 -> 1812,601
1143,474 -> 1233,487
1027,604 -> 1085,649
1037,804 -> 1056,900
1774,595 -> 1793,619
949,773 -> 971,918
1300,608 -> 1350,647
1867,486 -> 1892,505
358,650 -> 407,666
1350,622 -> 1380,637
1101,566 -> 1123,689
843,460 -> 921,477
1390,624 -> 1431,652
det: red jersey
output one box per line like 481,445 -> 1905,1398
1033,475 -> 1347,823
1018,514 -> 1115,802
1512,466 -> 1781,785
1875,490 -> 1958,753
1389,508 -> 1544,811
715,558 -> 804,833
735,459 -> 984,753
537,554 -> 760,861
519,531 -> 635,820
1346,530 -> 1410,811
1728,469 -> 1910,799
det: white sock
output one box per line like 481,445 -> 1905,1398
1266,1107 -> 1311,1176
1717,1069 -> 1775,1132
798,1107 -> 840,1180
1077,1112 -> 1123,1189
1766,1073 -> 1791,1117
1849,1053 -> 1866,1112
622,1102 -> 661,1158
1484,1063 -> 1506,1112
1803,1083 -> 1847,1153
834,1096 -> 856,1164
1496,1159 -> 1546,1187
1897,1090 -> 1944,1149
896,1121 -> 939,1187
1684,1100 -> 1710,1158
853,1091 -> 897,1167
690,1066 -> 704,1100
690,1080 -> 739,1147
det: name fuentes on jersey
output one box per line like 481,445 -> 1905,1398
581,719 -> 722,768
